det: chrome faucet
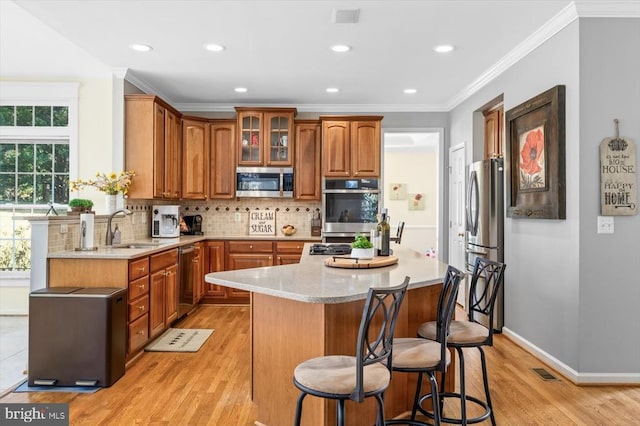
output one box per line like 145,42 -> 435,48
105,209 -> 132,245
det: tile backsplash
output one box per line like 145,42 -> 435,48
46,199 -> 322,252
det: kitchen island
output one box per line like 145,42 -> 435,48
206,244 -> 451,426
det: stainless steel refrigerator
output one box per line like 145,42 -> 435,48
465,158 -> 504,332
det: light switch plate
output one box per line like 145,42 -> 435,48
597,216 -> 614,234
234,212 -> 242,222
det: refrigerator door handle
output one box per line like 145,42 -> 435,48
466,170 -> 479,236
466,247 -> 489,256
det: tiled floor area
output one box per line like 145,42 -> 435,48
0,316 -> 28,395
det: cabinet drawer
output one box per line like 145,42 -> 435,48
128,276 -> 149,300
275,241 -> 305,254
128,294 -> 149,322
150,248 -> 179,272
129,257 -> 149,280
228,241 -> 273,253
128,313 -> 149,354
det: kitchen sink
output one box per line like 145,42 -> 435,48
112,242 -> 161,249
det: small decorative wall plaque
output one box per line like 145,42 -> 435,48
408,193 -> 425,210
600,119 -> 637,216
249,209 -> 276,235
389,183 -> 407,200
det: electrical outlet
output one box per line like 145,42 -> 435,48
131,212 -> 136,225
597,216 -> 614,234
60,224 -> 68,234
234,212 -> 242,222
141,213 -> 147,224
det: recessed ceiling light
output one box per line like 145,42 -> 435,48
129,44 -> 153,52
204,43 -> 225,52
433,45 -> 455,53
404,89 -> 418,94
326,88 -> 340,93
331,45 -> 351,53
234,87 -> 248,93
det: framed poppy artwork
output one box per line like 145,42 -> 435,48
408,193 -> 425,210
505,85 -> 566,219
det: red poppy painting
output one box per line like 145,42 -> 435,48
518,126 -> 546,190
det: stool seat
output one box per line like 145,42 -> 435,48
294,355 -> 390,395
418,320 -> 490,345
392,338 -> 450,370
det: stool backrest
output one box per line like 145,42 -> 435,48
467,257 -> 506,342
434,265 -> 464,370
351,276 -> 409,403
393,221 -> 405,244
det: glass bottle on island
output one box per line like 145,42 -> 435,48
377,209 -> 391,256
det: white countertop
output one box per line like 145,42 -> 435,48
46,235 -> 322,260
205,244 -> 449,304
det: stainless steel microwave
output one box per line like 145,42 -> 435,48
236,167 -> 294,198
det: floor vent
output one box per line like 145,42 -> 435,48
532,367 -> 559,381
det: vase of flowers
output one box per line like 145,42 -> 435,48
70,170 -> 135,214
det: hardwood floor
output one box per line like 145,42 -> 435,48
1,305 -> 638,425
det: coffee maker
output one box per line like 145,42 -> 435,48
182,214 -> 203,235
151,205 -> 180,238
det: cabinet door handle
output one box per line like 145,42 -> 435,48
137,283 -> 145,290
249,245 -> 253,249
137,330 -> 145,336
138,305 -> 145,311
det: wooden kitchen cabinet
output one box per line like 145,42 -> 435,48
182,117 -> 210,199
484,106 -> 504,159
235,107 -> 296,166
203,241 -> 226,300
149,248 -> 179,339
127,257 -> 150,355
321,116 -> 382,177
275,241 -> 307,265
226,241 -> 273,301
125,94 -> 182,200
210,120 -> 236,199
294,120 -> 321,200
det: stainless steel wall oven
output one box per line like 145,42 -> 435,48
322,178 -> 380,242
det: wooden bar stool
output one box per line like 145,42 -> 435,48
293,277 -> 410,426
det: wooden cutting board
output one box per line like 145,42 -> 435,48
324,255 -> 399,269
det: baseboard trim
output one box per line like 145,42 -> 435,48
502,327 -> 640,385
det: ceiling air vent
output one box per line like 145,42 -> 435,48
332,8 -> 360,24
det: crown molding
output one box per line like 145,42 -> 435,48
445,2 -> 579,110
123,70 -> 179,109
574,0 -> 640,18
175,102 -> 449,113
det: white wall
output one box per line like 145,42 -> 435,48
384,149 -> 438,253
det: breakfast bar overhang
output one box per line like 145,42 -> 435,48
206,244 -> 452,426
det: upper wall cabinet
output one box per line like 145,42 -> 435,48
235,107 -> 296,166
210,120 -> 236,199
483,106 -> 504,159
321,116 -> 382,177
125,95 -> 182,199
294,120 -> 321,200
182,117 -> 210,200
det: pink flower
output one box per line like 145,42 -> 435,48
520,129 -> 544,175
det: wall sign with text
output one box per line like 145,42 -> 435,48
600,121 -> 637,216
249,209 -> 276,235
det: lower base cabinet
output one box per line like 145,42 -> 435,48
149,249 -> 179,339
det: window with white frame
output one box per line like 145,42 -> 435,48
0,82 -> 78,277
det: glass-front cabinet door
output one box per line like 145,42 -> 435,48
237,110 -> 262,165
235,107 -> 296,167
265,112 -> 293,166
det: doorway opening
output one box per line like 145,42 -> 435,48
382,129 -> 444,257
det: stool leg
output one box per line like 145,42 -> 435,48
478,347 -> 496,426
411,372 -> 424,420
294,392 -> 307,426
375,393 -> 385,426
428,372 -> 442,426
337,399 -> 345,426
457,347 -> 467,425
